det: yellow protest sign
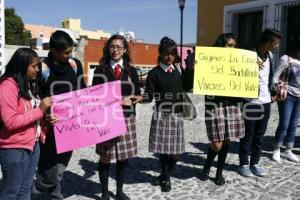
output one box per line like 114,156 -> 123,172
193,47 -> 259,98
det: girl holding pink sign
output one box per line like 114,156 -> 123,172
92,34 -> 141,200
0,48 -> 51,199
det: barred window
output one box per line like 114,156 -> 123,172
225,6 -> 267,50
275,1 -> 300,55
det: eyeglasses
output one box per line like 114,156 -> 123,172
162,51 -> 176,57
109,45 -> 124,51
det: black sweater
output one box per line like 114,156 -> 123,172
143,65 -> 183,113
204,95 -> 242,110
39,53 -> 86,97
92,64 -> 141,117
38,53 -> 86,144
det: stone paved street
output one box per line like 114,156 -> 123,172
1,95 -> 300,200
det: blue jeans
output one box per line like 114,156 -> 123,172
0,142 -> 40,200
32,132 -> 72,200
274,94 -> 300,149
239,103 -> 271,166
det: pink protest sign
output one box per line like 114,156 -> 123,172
51,80 -> 127,154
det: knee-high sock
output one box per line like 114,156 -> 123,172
159,154 -> 169,181
168,156 -> 178,173
116,160 -> 128,194
216,144 -> 230,177
203,146 -> 218,172
98,162 -> 110,196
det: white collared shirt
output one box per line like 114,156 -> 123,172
247,56 -> 271,104
159,62 -> 174,72
110,59 -> 124,70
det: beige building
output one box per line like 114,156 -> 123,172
24,24 -> 79,50
62,18 -> 111,40
25,18 -> 111,50
197,0 -> 300,60
25,24 -> 57,39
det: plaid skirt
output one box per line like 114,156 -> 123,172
149,111 -> 185,155
96,116 -> 137,160
205,105 -> 245,142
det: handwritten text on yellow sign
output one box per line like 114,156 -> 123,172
193,47 -> 259,98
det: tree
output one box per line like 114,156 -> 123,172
5,8 -> 31,45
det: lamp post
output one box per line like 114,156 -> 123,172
178,0 -> 185,67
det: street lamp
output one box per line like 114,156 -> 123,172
178,0 -> 185,67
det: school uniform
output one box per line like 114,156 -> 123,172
200,95 -> 245,186
142,62 -> 185,192
205,96 -> 245,142
92,59 -> 140,160
143,62 -> 185,155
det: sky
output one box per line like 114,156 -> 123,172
5,0 -> 198,44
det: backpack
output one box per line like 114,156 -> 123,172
41,58 -> 78,82
174,63 -> 197,120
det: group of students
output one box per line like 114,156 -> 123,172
202,29 -> 300,186
0,28 -> 299,200
200,29 -> 300,185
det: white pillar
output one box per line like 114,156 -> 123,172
265,0 -> 276,29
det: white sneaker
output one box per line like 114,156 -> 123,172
283,150 -> 300,162
272,149 -> 281,162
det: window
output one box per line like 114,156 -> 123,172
236,11 -> 263,50
286,6 -> 300,51
225,6 -> 266,50
274,1 -> 300,60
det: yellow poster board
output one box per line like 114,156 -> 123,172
193,47 -> 259,98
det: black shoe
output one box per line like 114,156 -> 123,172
199,168 -> 210,181
31,182 -> 45,200
153,175 -> 163,185
214,175 -> 225,186
116,191 -> 130,200
160,180 -> 171,192
101,194 -> 110,200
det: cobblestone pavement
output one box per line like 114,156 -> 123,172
1,95 -> 300,200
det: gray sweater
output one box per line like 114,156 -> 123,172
273,55 -> 300,97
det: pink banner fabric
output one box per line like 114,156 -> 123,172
51,81 -> 127,154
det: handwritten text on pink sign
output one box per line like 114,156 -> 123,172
51,81 -> 127,154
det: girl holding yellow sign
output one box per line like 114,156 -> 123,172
200,33 -> 245,186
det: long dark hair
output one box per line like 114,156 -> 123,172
99,34 -> 131,69
213,33 -> 236,47
158,36 -> 178,64
0,48 -> 38,100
